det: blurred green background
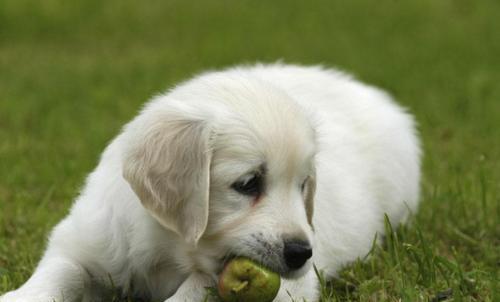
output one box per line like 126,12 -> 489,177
0,0 -> 499,301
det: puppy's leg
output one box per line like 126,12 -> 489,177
274,269 -> 319,302
0,256 -> 87,302
164,273 -> 216,302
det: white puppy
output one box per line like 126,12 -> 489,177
1,64 -> 420,302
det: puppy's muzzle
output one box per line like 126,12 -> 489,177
283,239 -> 312,270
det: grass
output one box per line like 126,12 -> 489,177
0,0 -> 499,301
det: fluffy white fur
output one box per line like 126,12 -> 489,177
1,64 -> 420,302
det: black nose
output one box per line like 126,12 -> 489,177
283,240 -> 312,269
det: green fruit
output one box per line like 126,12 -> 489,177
217,257 -> 281,302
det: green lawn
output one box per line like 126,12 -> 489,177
0,0 -> 498,301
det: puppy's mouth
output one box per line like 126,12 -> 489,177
218,254 -> 300,279
215,235 -> 312,279
219,254 -> 274,271
218,254 -> 237,274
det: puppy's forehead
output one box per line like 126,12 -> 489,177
211,85 -> 316,177
171,73 -> 316,175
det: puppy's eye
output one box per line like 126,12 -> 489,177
231,174 -> 263,197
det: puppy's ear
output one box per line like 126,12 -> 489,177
304,171 -> 316,228
122,107 -> 213,246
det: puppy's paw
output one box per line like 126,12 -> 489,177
0,291 -> 59,302
164,272 -> 217,302
164,294 -> 217,302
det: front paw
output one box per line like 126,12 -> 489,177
164,290 -> 218,302
165,295 -> 215,302
0,291 -> 59,302
164,272 -> 217,302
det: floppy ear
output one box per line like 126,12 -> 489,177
122,108 -> 213,246
304,170 -> 316,228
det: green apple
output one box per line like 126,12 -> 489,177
217,257 -> 281,302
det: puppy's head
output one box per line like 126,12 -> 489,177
123,76 -> 317,278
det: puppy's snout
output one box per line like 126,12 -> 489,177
283,239 -> 312,270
